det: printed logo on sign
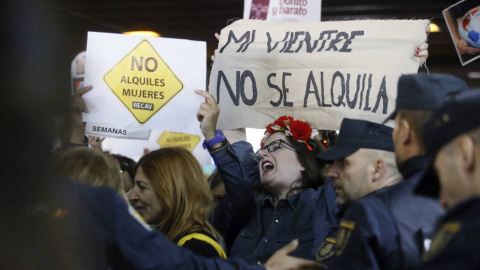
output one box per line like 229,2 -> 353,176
157,131 -> 200,151
133,102 -> 154,111
104,39 -> 183,124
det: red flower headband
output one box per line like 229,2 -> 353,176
261,116 -> 318,151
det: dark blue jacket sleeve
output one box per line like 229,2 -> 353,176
327,198 -> 400,270
109,189 -> 266,270
209,141 -> 259,250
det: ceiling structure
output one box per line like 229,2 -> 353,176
46,0 -> 478,87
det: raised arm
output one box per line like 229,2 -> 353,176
195,89 -> 260,248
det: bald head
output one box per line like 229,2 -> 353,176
328,148 -> 401,207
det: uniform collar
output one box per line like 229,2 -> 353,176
335,185 -> 392,218
336,203 -> 349,218
442,197 -> 480,222
397,155 -> 428,180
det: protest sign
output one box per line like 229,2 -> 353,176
244,0 -> 321,22
209,19 -> 429,130
85,122 -> 151,139
157,131 -> 201,152
100,130 -> 212,167
71,51 -> 86,94
443,0 -> 480,66
83,32 -> 206,138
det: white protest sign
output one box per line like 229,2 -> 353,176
244,0 -> 321,22
101,130 -> 212,167
210,19 -> 429,130
83,32 -> 206,138
85,122 -> 151,139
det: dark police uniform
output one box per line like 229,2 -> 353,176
414,90 -> 480,270
419,198 -> 480,270
323,155 -> 443,270
318,73 -> 467,269
47,177 -> 265,270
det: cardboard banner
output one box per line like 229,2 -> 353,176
209,19 -> 429,130
244,0 -> 321,22
83,32 -> 206,138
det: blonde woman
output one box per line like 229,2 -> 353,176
54,147 -> 127,202
129,147 -> 226,258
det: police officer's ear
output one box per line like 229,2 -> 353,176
454,135 -> 476,174
397,118 -> 413,145
372,159 -> 386,183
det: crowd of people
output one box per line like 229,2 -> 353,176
3,1 -> 480,270
194,73 -> 480,270
49,73 -> 479,270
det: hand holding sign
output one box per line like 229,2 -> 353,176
210,19 -> 430,130
72,86 -> 92,125
88,136 -> 105,154
416,43 -> 429,65
210,33 -> 221,62
66,85 -> 92,145
84,32 -> 206,137
195,89 -> 220,141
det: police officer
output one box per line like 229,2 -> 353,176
40,176 -> 323,270
313,74 -> 468,270
413,89 -> 480,269
378,73 -> 468,268
315,118 -> 402,268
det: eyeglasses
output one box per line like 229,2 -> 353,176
254,139 -> 295,163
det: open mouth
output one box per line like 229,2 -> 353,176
262,160 -> 274,173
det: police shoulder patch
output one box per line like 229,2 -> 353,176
315,237 -> 336,261
423,222 -> 461,262
336,220 -> 355,256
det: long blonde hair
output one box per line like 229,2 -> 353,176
136,147 -> 218,241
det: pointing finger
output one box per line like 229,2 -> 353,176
76,85 -> 93,96
194,89 -> 217,105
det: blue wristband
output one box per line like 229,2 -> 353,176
202,130 -> 226,149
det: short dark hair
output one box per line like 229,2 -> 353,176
207,169 -> 223,190
110,154 -> 137,181
398,109 -> 433,151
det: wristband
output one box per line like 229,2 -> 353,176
202,130 -> 226,149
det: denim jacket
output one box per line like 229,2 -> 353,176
210,141 -> 339,265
